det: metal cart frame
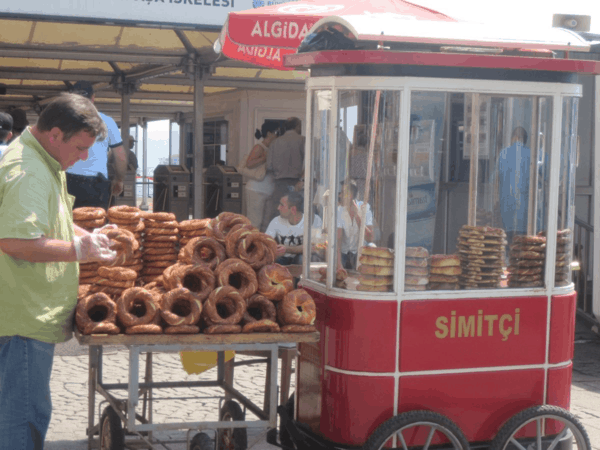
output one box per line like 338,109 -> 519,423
76,332 -> 318,449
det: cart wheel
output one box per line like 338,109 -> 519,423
191,431 -> 214,450
279,393 -> 295,449
216,400 -> 247,450
100,406 -> 125,450
490,405 -> 591,450
362,410 -> 469,450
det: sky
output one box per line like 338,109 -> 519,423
416,0 -> 599,33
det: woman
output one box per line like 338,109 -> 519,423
336,179 -> 374,270
243,121 -> 279,230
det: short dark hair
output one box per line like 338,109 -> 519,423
285,191 -> 304,214
512,127 -> 528,145
36,94 -> 107,142
285,117 -> 301,132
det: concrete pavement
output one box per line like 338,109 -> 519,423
45,318 -> 600,449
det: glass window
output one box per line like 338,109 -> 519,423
333,90 -> 400,292
307,90 -> 332,283
406,92 -> 552,292
554,97 -> 579,287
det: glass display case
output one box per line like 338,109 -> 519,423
304,78 -> 580,295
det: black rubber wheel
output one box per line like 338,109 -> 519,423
490,405 -> 591,450
362,410 -> 470,450
191,431 -> 214,450
99,405 -> 125,450
279,393 -> 295,449
216,400 -> 247,450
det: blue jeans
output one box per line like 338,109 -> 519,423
0,336 -> 55,450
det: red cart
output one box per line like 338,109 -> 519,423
257,11 -> 599,450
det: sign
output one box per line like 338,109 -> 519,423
0,0 -> 259,29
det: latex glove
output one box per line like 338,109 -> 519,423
74,234 -> 117,263
92,224 -> 118,234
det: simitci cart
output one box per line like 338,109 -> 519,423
255,10 -> 600,450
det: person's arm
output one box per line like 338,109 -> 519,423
284,243 -> 303,254
246,144 -> 266,169
0,237 -> 78,263
109,145 -> 127,195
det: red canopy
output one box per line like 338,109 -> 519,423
218,0 -> 456,70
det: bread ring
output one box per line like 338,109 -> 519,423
142,267 -> 168,275
359,264 -> 395,276
225,225 -> 256,258
76,293 -> 118,334
360,274 -> 393,286
512,235 -> 546,245
80,276 -> 101,285
203,286 -> 246,325
277,289 -> 316,326
118,222 -> 145,234
179,236 -> 226,269
143,253 -> 179,262
142,211 -> 176,222
242,294 -> 277,324
116,287 -> 159,327
215,258 -> 258,299
211,212 -> 251,244
281,324 -> 316,333
108,205 -> 141,222
144,220 -> 179,229
97,278 -> 135,289
98,266 -> 137,281
357,284 -> 392,292
243,320 -> 280,333
144,247 -> 178,256
164,325 -> 200,334
83,321 -> 120,335
75,218 -> 107,229
143,241 -> 177,248
160,288 -> 202,326
88,284 -> 126,298
144,260 -> 175,268
257,264 -> 293,301
99,228 -> 138,265
142,275 -> 163,284
162,263 -> 186,291
180,264 -> 215,302
144,234 -> 179,243
73,207 -> 106,221
144,227 -> 180,236
204,324 -> 242,334
362,246 -> 395,259
108,217 -> 140,226
405,257 -> 428,268
180,229 -> 212,238
125,324 -> 163,334
359,255 -> 394,267
237,232 -> 277,270
178,218 -> 211,231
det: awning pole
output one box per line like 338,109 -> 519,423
193,62 -> 206,219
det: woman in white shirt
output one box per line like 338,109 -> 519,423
243,121 -> 279,230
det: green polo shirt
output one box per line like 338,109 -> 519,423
0,128 -> 78,343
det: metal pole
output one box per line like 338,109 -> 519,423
468,93 -> 480,226
141,120 -> 149,211
193,63 -> 206,218
120,84 -> 131,149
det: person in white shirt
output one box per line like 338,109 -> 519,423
66,81 -> 128,209
337,179 -> 374,270
265,191 -> 306,265
0,112 -> 13,157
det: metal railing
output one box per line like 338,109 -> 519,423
573,217 -> 596,323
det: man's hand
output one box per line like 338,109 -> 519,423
74,234 -> 117,263
276,245 -> 286,256
112,180 -> 124,196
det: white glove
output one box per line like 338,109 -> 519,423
74,234 -> 117,263
92,224 -> 118,234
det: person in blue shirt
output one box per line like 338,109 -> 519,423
496,127 -> 531,242
66,81 -> 128,209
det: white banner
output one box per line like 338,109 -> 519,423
0,0 -> 290,29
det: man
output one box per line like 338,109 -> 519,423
0,112 -> 13,156
265,192 -> 306,265
8,108 -> 28,143
0,94 -> 117,450
108,136 -> 139,207
66,80 -> 128,209
263,117 -> 305,227
495,126 -> 531,243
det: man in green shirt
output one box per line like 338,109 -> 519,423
0,94 -> 118,450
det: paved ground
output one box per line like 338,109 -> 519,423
45,317 -> 600,450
